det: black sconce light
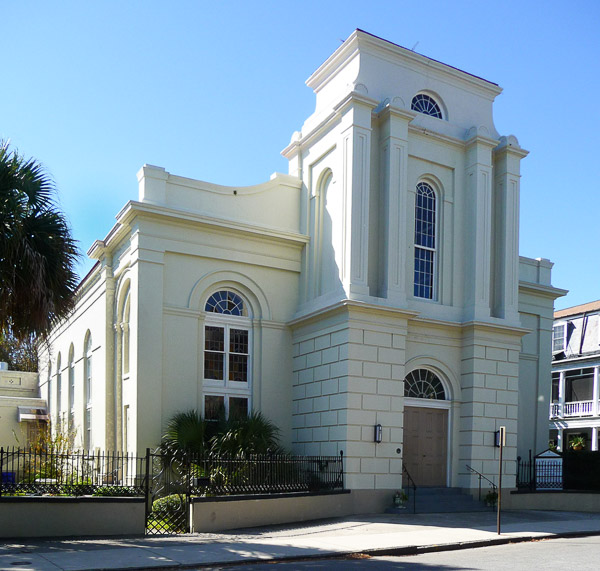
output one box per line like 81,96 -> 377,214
374,424 -> 383,443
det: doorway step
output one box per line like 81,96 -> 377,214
388,487 -> 490,514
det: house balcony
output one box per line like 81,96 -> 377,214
550,400 -> 598,419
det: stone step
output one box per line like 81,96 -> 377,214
386,487 -> 493,514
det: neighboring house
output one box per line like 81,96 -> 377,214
550,301 -> 600,452
38,30 -> 565,508
0,363 -> 47,447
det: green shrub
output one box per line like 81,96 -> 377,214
152,493 -> 185,517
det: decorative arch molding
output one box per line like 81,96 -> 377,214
403,356 -> 461,403
188,270 -> 271,320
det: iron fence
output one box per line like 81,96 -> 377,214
188,451 -> 344,495
0,446 -> 146,497
0,447 -> 345,498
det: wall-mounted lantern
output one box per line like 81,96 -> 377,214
374,424 -> 383,443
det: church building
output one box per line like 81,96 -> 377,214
39,30 -> 565,508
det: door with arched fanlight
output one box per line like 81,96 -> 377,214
402,369 -> 450,487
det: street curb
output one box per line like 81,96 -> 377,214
154,529 -> 600,569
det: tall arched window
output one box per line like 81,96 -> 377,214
203,290 -> 251,420
56,353 -> 62,419
68,344 -> 75,428
84,333 -> 93,449
414,182 -> 437,299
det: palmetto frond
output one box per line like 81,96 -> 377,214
0,140 -> 79,340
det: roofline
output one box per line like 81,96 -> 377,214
354,29 -> 499,87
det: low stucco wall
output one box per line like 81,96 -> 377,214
506,491 -> 600,512
193,491 -> 353,532
0,497 -> 145,538
192,489 -> 395,533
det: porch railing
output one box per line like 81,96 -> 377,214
549,400 -> 596,419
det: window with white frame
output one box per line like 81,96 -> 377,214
553,323 -> 567,353
203,290 -> 251,420
413,182 -> 437,299
84,333 -> 93,449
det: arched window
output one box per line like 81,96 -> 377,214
56,353 -> 62,417
203,290 -> 251,420
84,333 -> 93,449
411,93 -> 443,119
414,182 -> 437,299
68,344 -> 75,427
404,369 -> 446,400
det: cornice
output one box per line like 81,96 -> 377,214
289,298 -> 420,328
408,124 -> 468,150
519,281 -> 569,301
116,201 -> 309,246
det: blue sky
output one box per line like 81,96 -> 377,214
2,1 -> 599,310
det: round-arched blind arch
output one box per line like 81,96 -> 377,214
411,93 -> 443,119
205,290 -> 247,316
404,369 -> 446,400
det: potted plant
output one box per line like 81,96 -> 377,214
570,435 -> 586,451
393,490 -> 408,507
484,489 -> 498,507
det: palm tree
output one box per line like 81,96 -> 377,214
0,141 -> 79,340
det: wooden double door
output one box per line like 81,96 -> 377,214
403,406 -> 448,487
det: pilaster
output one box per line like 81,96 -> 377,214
335,93 -> 377,299
378,104 -> 413,305
464,133 -> 496,322
492,136 -> 528,323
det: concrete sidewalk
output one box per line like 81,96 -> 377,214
2,510 -> 600,570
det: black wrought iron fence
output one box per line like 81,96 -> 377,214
0,447 -> 146,497
0,447 -> 345,499
189,451 -> 344,495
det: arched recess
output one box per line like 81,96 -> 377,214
402,360 -> 457,487
114,274 -> 131,453
313,168 -> 340,298
68,344 -> 75,428
56,353 -> 62,419
83,331 -> 93,450
188,270 -> 270,320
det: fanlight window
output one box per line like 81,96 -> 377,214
411,93 -> 443,119
404,369 -> 446,400
205,290 -> 246,316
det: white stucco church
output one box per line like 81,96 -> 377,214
39,30 -> 565,507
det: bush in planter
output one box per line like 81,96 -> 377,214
484,490 -> 498,507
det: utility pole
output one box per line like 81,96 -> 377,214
497,426 -> 506,535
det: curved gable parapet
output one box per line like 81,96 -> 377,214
137,166 -> 302,234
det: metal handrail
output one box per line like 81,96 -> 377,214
402,464 -> 417,513
466,464 -> 497,501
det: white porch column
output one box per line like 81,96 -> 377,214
593,366 -> 599,417
592,427 -> 599,452
557,428 -> 564,452
559,371 -> 566,413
